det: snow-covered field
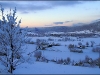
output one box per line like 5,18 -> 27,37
1,35 -> 100,74
14,62 -> 100,74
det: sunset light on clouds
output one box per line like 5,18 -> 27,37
0,1 -> 100,27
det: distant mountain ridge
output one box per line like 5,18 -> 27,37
26,20 -> 100,33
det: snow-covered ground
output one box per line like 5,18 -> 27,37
1,36 -> 100,74
14,62 -> 100,74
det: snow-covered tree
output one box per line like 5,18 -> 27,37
78,42 -> 82,47
0,6 -> 27,73
91,41 -> 95,47
86,42 -> 89,47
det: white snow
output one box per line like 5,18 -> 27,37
14,62 -> 100,74
14,36 -> 100,74
1,34 -> 100,74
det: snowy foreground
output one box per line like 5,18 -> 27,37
1,36 -> 100,74
14,62 -> 100,74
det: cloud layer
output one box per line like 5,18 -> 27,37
65,20 -> 73,23
53,20 -> 73,25
0,1 -> 82,14
53,22 -> 64,25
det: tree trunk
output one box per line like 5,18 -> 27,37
99,50 -> 100,68
10,40 -> 14,73
11,52 -> 13,73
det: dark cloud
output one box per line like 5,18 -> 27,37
53,22 -> 64,25
49,1 -> 82,7
72,23 -> 85,26
0,1 -> 83,14
65,20 -> 73,23
0,1 -> 19,9
0,1 -> 52,13
53,20 -> 73,25
45,25 -> 52,26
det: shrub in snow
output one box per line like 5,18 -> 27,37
36,39 -> 41,45
86,42 -> 89,47
48,38 -> 54,41
85,61 -> 95,67
93,59 -> 98,66
83,63 -> 91,67
78,50 -> 83,53
55,57 -> 71,65
72,60 -> 84,66
95,58 -> 100,68
81,45 -> 85,49
91,41 -> 95,47
40,56 -> 49,63
74,62 -> 79,66
85,55 -> 90,63
25,38 -> 31,43
84,55 -> 94,65
78,42 -> 82,46
71,58 -> 99,67
82,56 -> 99,67
54,43 -> 61,46
48,44 -> 52,47
0,7 -> 27,73
29,41 -> 34,44
51,59 -> 56,62
42,42 -> 61,47
46,59 -> 49,63
63,59 -> 68,65
90,60 -> 96,67
93,58 -> 100,67
70,49 -> 83,53
58,39 -> 62,41
68,44 -> 74,50
34,51 -> 42,61
78,60 -> 84,66
98,58 -> 100,68
25,38 -> 34,44
56,60 -> 61,64
88,58 -> 93,64
64,37 -> 69,41
92,47 -> 100,52
77,43 -> 85,49
60,59 -> 64,63
72,60 -> 75,66
36,39 -> 49,50
56,59 -> 63,64
67,57 -> 71,64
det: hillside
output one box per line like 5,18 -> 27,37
26,21 -> 100,33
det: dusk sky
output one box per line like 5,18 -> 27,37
0,1 -> 100,27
